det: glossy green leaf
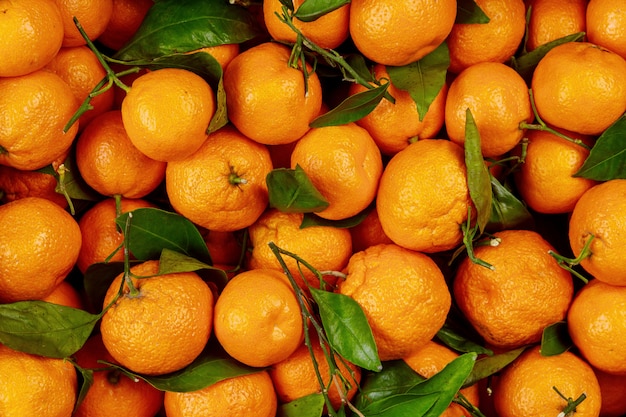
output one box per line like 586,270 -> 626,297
114,0 -> 261,61
574,114 -> 626,180
115,207 -> 211,264
387,42 -> 449,121
294,0 -> 350,22
74,365 -> 95,412
355,360 -> 425,410
207,74 -> 228,134
309,83 -> 390,128
158,248 -> 228,291
456,0 -> 490,24
462,347 -> 525,388
345,54 -> 377,83
361,392 -> 440,416
0,301 -> 99,358
267,165 -> 330,213
464,108 -> 492,233
436,323 -> 493,356
83,261 -> 127,313
310,288 -> 382,372
541,321 -> 573,356
278,393 -> 325,417
300,210 -> 368,229
488,175 -> 534,232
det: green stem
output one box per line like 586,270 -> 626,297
548,234 -> 594,284
461,207 -> 495,270
55,163 -> 76,216
554,386 -> 587,417
122,212 -> 140,297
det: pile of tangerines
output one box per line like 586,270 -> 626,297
1,0 -> 626,416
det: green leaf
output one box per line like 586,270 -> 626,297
115,207 -> 211,264
0,301 -> 99,358
574,114 -> 626,180
74,365 -> 95,411
294,0 -> 350,22
37,155 -> 100,202
207,74 -> 228,134
387,42 -> 449,121
158,248 -> 228,291
114,0 -> 261,61
456,0 -> 490,24
361,392 -> 440,417
464,108 -> 492,233
83,261 -> 141,313
310,288 -> 382,372
436,323 -> 493,356
540,321 -> 573,356
345,54 -> 377,84
462,347 -> 525,388
300,210 -> 368,229
309,83 -> 390,128
488,175 -> 534,232
278,393 -> 325,417
355,360 -> 425,410
267,165 -> 330,213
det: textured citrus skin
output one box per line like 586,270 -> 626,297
350,206 -> 393,253
453,229 -> 574,349
568,179 -> 626,286
493,346 -> 601,417
97,0 -> 154,51
531,41 -> 626,135
0,0 -> 64,77
445,61 -> 533,158
223,42 -> 323,145
568,279 -> 626,375
0,197 -> 82,303
76,110 -> 166,198
214,268 -> 304,368
166,125 -> 273,232
0,70 -> 79,171
121,68 -> 215,162
101,260 -> 214,375
525,0 -> 587,51
0,344 -> 77,417
41,280 -> 85,310
164,371 -> 277,417
349,0 -> 456,66
339,243 -> 451,361
54,0 -> 113,47
586,0 -> 626,60
376,139 -> 473,253
0,164 -> 69,208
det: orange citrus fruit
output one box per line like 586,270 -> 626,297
100,260 -> 214,375
164,371 -> 277,417
447,0 -> 526,74
593,366 -> 626,417
349,205 -> 393,254
0,197 -> 81,303
54,0 -> 113,47
223,41 -> 323,145
349,0 -> 456,66
190,43 -> 240,70
0,343 -> 77,417
0,0 -> 64,77
166,125 -> 273,232
567,279 -> 626,375
41,280 -> 85,310
445,61 -> 533,158
586,0 -> 626,60
338,243 -> 451,361
0,70 -> 79,171
531,41 -> 626,136
121,68 -> 216,162
376,139 -> 473,253
213,268 -> 304,367
0,164 -> 68,209
493,346 -> 601,417
525,0 -> 587,51
568,179 -> 626,286
97,0 -> 154,51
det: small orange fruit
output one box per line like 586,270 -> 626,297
586,0 -> 626,60
41,280 -> 85,310
0,164 -> 68,208
568,179 -> 626,286
0,197 -> 82,303
593,366 -> 626,417
447,0 -> 526,74
0,70 -> 79,171
376,139 -> 473,253
0,343 -> 77,417
349,205 -> 393,253
567,279 -> 626,375
513,128 -> 597,214
164,371 -> 277,417
493,346 -> 601,417
73,334 -> 165,417
0,0 -> 64,77
213,268 -> 304,367
349,0 -> 456,66
246,209 -> 353,292
348,64 -> 448,155
403,340 -> 480,417
445,61 -> 533,158
223,42 -> 323,145
203,230 -> 244,268
100,260 -> 214,375
54,0 -> 113,47
290,123 -> 383,220
270,337 -> 362,411
338,243 -> 451,361
531,41 -> 626,136
97,0 -> 153,51
121,68 -> 216,162
264,0 -> 350,49
191,43 -> 240,70
453,229 -> 574,349
76,110 -> 166,199
525,0 -> 587,51
166,125 -> 273,232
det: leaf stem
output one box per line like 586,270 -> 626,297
461,207 -> 496,270
548,234 -> 594,284
55,163 -> 76,216
554,386 -> 587,417
122,212 -> 140,297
